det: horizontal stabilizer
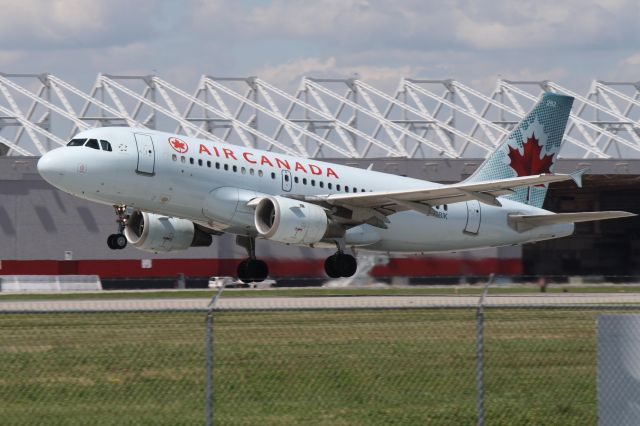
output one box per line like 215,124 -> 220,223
569,167 -> 589,188
508,211 -> 636,232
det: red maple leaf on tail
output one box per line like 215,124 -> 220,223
508,133 -> 554,186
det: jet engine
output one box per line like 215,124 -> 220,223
254,196 -> 334,244
124,210 -> 212,253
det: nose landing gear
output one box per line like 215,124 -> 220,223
107,205 -> 128,250
236,236 -> 269,283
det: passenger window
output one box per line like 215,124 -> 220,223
284,174 -> 289,182
233,165 -> 237,172
198,159 -> 203,166
345,186 -> 349,192
207,161 -> 211,168
85,139 -> 100,150
336,184 -> 341,191
181,156 -> 186,163
361,189 -> 365,192
319,181 -> 324,188
353,187 -> 357,193
189,157 -> 194,165
271,172 -> 276,179
303,178 -> 307,185
172,154 -> 177,161
99,140 -> 112,151
215,162 -> 220,169
328,183 -> 332,190
294,176 -> 299,184
258,170 -> 264,177
250,169 -> 254,176
224,164 -> 229,171
67,138 -> 86,146
241,167 -> 246,175
311,179 -> 315,186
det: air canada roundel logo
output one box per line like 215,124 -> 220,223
168,137 -> 188,154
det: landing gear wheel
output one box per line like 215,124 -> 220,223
237,259 -> 269,283
324,253 -> 357,278
107,233 -> 127,250
237,259 -> 253,283
107,234 -> 116,250
113,233 -> 127,249
324,255 -> 341,278
336,253 -> 357,277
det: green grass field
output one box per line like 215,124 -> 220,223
0,306 -> 612,425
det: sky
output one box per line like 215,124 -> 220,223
0,0 -> 638,94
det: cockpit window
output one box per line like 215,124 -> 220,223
67,138 -> 86,146
100,140 -> 112,152
85,139 -> 100,150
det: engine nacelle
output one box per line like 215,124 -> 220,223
124,210 -> 212,253
254,196 -> 330,244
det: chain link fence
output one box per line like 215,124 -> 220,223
1,289 -> 640,424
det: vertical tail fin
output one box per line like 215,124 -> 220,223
466,92 -> 574,208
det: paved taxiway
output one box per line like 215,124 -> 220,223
2,293 -> 640,312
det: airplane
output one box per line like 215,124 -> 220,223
37,92 -> 635,282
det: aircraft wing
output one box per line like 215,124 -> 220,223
508,211 -> 636,232
305,173 -> 574,212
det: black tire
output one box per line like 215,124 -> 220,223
237,259 -> 253,283
107,234 -> 116,250
114,234 -> 127,249
249,259 -> 269,282
324,254 -> 341,278
337,253 -> 357,277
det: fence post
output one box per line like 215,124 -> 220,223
476,273 -> 493,426
205,285 -> 225,426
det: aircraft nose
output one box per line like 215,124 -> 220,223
37,149 -> 66,186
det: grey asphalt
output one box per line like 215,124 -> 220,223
2,293 -> 640,312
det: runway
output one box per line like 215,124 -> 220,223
2,292 -> 640,312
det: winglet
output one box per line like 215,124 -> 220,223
569,167 -> 589,188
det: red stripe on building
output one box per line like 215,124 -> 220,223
0,258 -> 522,278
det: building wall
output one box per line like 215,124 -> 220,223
8,156 -> 637,278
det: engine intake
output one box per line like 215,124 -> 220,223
124,210 -> 212,253
254,196 -> 331,244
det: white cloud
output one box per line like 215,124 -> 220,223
254,56 -> 426,93
453,0 -> 639,50
191,0 -> 639,52
0,0 -> 170,49
0,0 -> 636,98
192,0 -> 457,49
256,57 -> 339,89
622,53 -> 640,66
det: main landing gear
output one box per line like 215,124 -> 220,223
234,236 -> 357,282
324,252 -> 357,278
324,240 -> 357,278
107,205 -> 128,250
236,236 -> 269,283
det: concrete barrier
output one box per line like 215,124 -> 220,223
0,275 -> 102,292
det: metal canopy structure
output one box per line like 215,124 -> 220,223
0,72 -> 639,159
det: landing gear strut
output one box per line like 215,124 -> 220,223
324,241 -> 357,278
236,236 -> 269,283
107,205 -> 128,250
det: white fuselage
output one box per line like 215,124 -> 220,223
37,127 -> 574,253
